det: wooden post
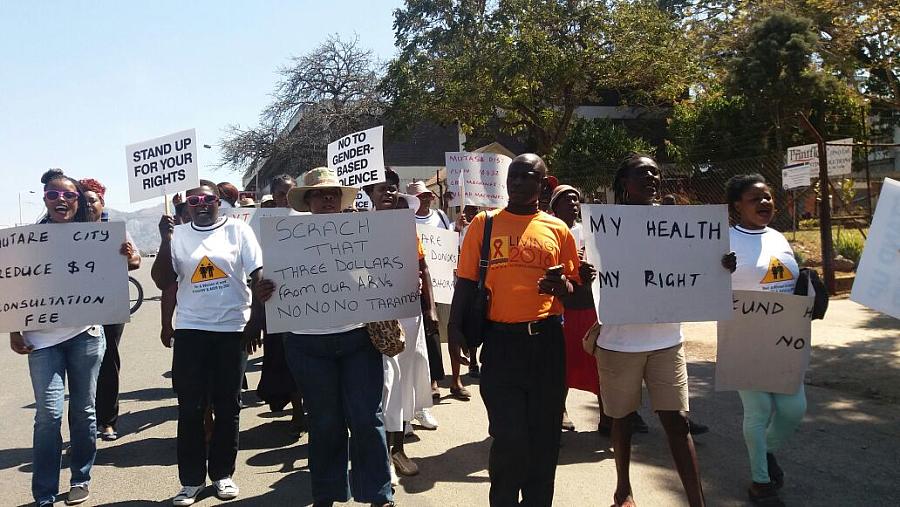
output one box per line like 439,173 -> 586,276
797,112 -> 836,293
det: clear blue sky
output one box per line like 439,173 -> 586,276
0,1 -> 403,227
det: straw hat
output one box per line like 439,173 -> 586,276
287,167 -> 358,212
549,184 -> 581,212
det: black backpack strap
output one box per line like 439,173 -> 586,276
477,212 -> 494,290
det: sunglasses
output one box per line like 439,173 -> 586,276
44,190 -> 80,201
186,194 -> 219,206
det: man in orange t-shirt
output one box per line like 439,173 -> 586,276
450,154 -> 580,506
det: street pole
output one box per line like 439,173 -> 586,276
797,112 -> 836,294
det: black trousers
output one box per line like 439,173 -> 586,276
480,318 -> 566,507
173,329 -> 244,486
424,329 -> 445,381
97,323 -> 125,428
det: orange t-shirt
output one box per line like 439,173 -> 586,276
457,210 -> 580,323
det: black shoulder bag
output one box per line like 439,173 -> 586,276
462,212 -> 494,348
794,268 -> 829,320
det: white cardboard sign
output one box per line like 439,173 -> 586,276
126,129 -> 200,203
581,204 -> 732,324
445,152 -> 510,208
260,210 -> 421,333
851,177 -> 900,319
716,290 -> 814,394
782,163 -> 811,190
0,222 -> 130,332
786,138 -> 853,177
417,224 -> 459,304
328,126 -> 385,189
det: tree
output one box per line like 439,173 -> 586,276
548,118 -> 654,191
382,0 -> 698,156
669,11 -> 864,165
218,35 -> 383,184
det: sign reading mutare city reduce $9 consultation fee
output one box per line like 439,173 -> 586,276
0,222 -> 130,332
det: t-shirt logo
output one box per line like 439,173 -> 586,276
191,256 -> 228,283
760,256 -> 794,284
490,236 -> 509,263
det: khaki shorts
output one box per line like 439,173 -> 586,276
595,343 -> 689,419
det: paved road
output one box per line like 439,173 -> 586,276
1,265 -> 899,506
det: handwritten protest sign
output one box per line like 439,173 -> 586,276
581,204 -> 732,324
417,224 -> 459,304
328,126 -> 385,189
786,138 -> 853,177
0,222 -> 130,332
716,290 -> 814,394
260,210 -> 421,333
126,129 -> 200,203
445,152 -> 510,208
223,208 -> 299,242
851,177 -> 900,319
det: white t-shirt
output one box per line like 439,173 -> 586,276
23,325 -> 97,350
730,225 -> 798,293
171,217 -> 263,332
596,322 -> 684,353
415,209 -> 451,230
290,323 -> 365,337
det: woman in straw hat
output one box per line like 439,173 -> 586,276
254,167 -> 394,507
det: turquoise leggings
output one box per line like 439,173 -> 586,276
738,385 -> 806,484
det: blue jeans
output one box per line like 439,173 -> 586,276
283,327 -> 392,504
738,385 -> 807,483
28,328 -> 106,503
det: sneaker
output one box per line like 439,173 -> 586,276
65,484 -> 89,505
172,484 -> 205,506
37,501 -> 54,507
414,408 -> 438,430
404,421 -> 415,436
213,477 -> 239,500
99,425 -> 118,441
389,462 -> 400,486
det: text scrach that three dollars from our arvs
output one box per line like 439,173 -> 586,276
265,214 -> 419,322
131,135 -> 193,190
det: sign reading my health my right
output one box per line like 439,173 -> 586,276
581,204 -> 732,325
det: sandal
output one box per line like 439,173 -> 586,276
449,387 -> 471,400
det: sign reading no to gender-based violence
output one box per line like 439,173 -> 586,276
0,222 -> 130,332
581,204 -> 732,324
260,210 -> 421,333
716,290 -> 814,394
851,177 -> 900,319
445,152 -> 511,208
785,138 -> 853,177
328,126 -> 385,190
417,224 -> 459,304
126,129 -> 200,203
